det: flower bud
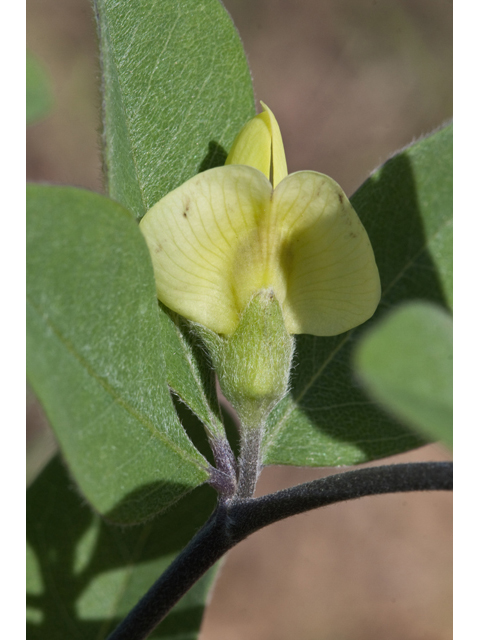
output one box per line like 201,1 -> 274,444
198,289 -> 294,427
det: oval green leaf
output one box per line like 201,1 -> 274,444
263,124 -> 452,466
27,184 -> 209,523
354,302 -> 453,450
94,0 -> 255,219
93,0 -> 255,436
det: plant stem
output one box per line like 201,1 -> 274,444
107,461 -> 452,640
208,436 -> 238,498
229,460 -> 453,538
236,425 -> 264,499
106,505 -> 231,640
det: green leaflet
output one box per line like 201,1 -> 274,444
94,0 -> 256,219
158,308 -> 226,440
263,124 -> 453,466
354,302 -> 453,450
27,457 -> 218,639
26,184 -> 209,524
26,50 -> 53,125
93,0 -> 255,440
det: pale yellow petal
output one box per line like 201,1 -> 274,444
225,114 -> 271,181
139,165 -> 273,335
259,101 -> 288,188
267,171 -> 381,336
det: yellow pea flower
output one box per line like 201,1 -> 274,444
140,103 -> 381,338
225,101 -> 288,189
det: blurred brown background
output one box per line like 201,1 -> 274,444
26,0 -> 452,638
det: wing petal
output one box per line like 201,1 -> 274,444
270,171 -> 381,336
140,165 -> 272,335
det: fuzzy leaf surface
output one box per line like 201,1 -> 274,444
26,185 -> 209,523
93,0 -> 255,433
159,309 -> 226,439
263,124 -> 453,466
95,0 -> 255,219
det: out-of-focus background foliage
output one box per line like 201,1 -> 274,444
27,0 -> 452,638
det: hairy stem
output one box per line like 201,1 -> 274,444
208,436 -> 238,498
106,507 -> 231,640
236,425 -> 264,499
107,461 -> 452,640
229,461 -> 453,538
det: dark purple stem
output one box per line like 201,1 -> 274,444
107,461 -> 452,640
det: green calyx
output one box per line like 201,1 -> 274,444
198,289 -> 294,428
